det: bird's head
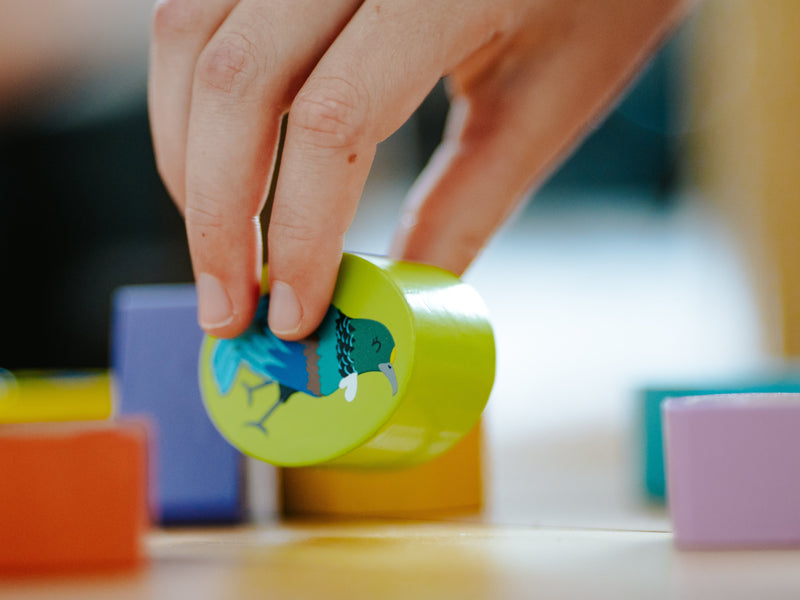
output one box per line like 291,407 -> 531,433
350,318 -> 398,395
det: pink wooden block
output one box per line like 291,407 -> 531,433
663,393 -> 800,549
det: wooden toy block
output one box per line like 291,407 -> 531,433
112,285 -> 278,524
194,254 -> 492,516
0,420 -> 149,573
663,393 -> 800,549
0,370 -> 111,424
638,374 -> 800,502
199,254 -> 494,470
282,424 -> 483,517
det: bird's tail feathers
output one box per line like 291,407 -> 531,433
211,340 -> 241,395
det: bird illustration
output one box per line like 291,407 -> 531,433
210,294 -> 398,433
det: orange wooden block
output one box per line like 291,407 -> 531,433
282,424 -> 483,517
0,420 -> 150,573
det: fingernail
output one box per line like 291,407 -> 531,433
197,273 -> 234,329
268,281 -> 302,336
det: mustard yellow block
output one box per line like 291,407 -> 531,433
0,370 -> 112,424
281,423 -> 483,517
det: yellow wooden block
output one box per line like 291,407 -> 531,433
0,370 -> 112,424
281,423 -> 483,517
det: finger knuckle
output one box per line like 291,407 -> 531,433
196,31 -> 261,97
185,199 -> 226,233
291,77 -> 368,150
152,0 -> 205,39
269,215 -> 323,246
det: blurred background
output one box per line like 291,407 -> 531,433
1,1 -> 798,529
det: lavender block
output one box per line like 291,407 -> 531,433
663,393 -> 800,549
112,285 -> 243,524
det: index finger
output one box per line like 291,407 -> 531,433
265,0 -> 510,339
183,0 -> 362,338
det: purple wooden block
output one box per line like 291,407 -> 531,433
112,285 -> 244,523
663,393 -> 800,549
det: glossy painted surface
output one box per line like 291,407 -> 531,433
200,253 -> 495,467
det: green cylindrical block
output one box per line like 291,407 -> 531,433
199,253 -> 495,468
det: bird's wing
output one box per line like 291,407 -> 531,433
211,295 -> 309,394
338,372 -> 359,402
316,306 -> 350,395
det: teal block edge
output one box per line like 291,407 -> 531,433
639,375 -> 800,503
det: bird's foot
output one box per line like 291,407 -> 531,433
242,379 -> 274,407
245,420 -> 269,435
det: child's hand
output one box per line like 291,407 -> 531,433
148,0 -> 689,340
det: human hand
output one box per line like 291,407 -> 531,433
149,0 -> 689,340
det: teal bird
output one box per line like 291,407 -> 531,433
211,295 -> 397,433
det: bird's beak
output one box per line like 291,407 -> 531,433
378,362 -> 398,395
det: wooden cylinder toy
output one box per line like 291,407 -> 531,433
199,253 -> 495,468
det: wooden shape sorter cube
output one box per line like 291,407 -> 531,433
0,420 -> 149,573
663,393 -> 800,549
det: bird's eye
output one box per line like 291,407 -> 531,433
372,337 -> 381,353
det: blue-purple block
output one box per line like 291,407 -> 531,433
112,285 -> 243,524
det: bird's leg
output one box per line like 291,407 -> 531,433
242,379 -> 274,407
245,384 -> 294,435
246,398 -> 282,434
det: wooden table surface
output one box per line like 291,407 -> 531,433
3,520 -> 800,599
